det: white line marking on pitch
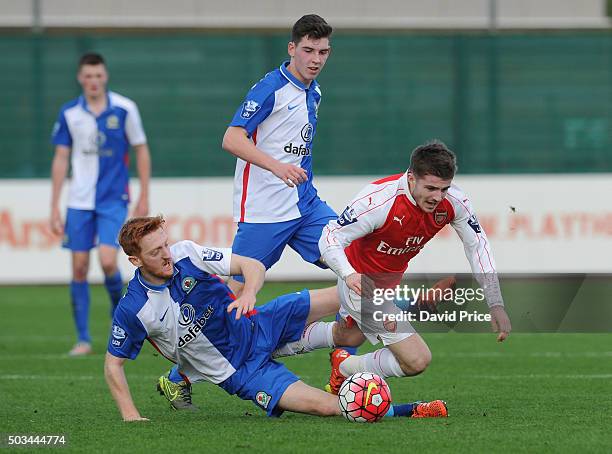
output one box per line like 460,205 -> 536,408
0,354 -> 104,360
2,352 -> 612,361
0,335 -> 74,341
1,373 -> 611,381
467,374 -> 612,379
0,374 -> 160,381
433,351 -> 612,358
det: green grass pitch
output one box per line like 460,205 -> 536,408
1,283 -> 611,453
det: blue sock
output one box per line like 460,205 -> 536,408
385,403 -> 416,418
343,346 -> 358,355
168,365 -> 183,383
70,280 -> 91,343
104,271 -> 123,315
335,313 -> 358,355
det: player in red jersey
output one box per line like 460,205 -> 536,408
319,140 -> 511,393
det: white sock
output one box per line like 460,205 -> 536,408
272,321 -> 336,358
339,348 -> 404,378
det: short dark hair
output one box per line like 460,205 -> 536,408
409,140 -> 457,180
78,52 -> 105,69
291,14 -> 332,44
119,215 -> 165,256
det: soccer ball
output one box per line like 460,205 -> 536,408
338,372 -> 392,423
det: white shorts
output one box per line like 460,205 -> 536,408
337,277 -> 415,346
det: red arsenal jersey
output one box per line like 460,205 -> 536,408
320,172 -> 497,288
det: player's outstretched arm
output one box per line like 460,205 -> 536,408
227,254 -> 266,319
49,145 -> 70,236
222,126 -> 307,187
104,352 -> 148,422
132,143 -> 151,217
448,188 -> 511,341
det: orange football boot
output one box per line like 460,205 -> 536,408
411,400 -> 448,418
325,348 -> 350,395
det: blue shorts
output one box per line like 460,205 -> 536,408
223,290 -> 310,417
232,199 -> 337,282
63,203 -> 127,251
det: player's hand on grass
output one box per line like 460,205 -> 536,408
123,415 -> 150,422
49,208 -> 64,236
489,305 -> 511,342
131,197 -> 149,218
272,162 -> 308,187
227,291 -> 257,320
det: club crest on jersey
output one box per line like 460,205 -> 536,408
468,214 -> 482,233
383,319 -> 397,333
182,276 -> 196,293
111,324 -> 127,348
106,115 -> 119,129
202,248 -> 223,261
337,206 -> 357,227
434,210 -> 448,226
255,391 -> 272,409
301,123 -> 314,143
241,100 -> 261,119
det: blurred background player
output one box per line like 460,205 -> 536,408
105,215 -> 446,421
157,14 -> 355,407
319,141 -> 512,394
50,52 -> 152,356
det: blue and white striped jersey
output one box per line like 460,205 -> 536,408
107,241 -> 257,389
51,91 -> 147,210
230,61 -> 322,223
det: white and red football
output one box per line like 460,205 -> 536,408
338,372 -> 392,423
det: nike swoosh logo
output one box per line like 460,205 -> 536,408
288,104 -> 299,110
159,308 -> 169,322
365,381 -> 378,406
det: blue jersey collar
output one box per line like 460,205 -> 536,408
280,61 -> 318,91
78,91 -> 112,116
136,267 -> 178,293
